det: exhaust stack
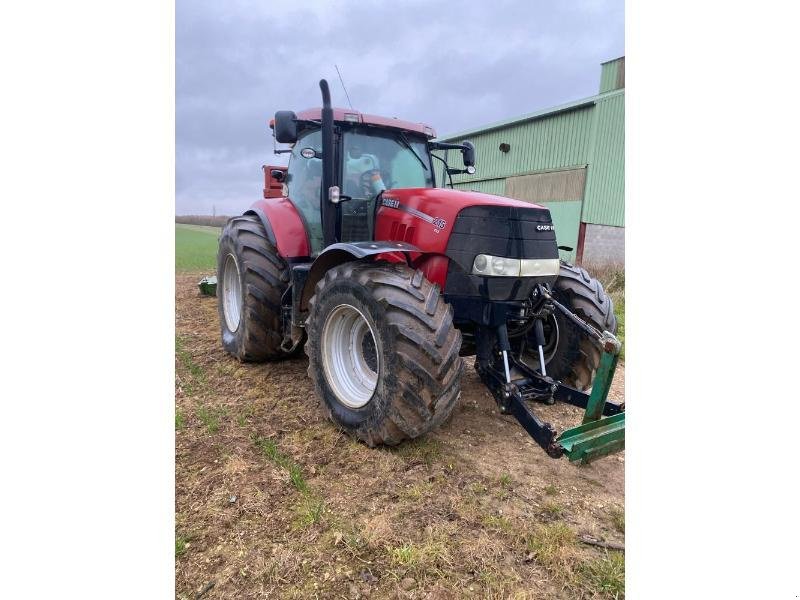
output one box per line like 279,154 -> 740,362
319,79 -> 336,246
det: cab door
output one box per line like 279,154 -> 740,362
285,129 -> 324,254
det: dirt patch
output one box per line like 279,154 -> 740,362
176,273 -> 625,599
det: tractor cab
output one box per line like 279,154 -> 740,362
271,102 -> 475,255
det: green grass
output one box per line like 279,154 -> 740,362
175,535 -> 188,557
254,435 -> 325,529
196,406 -> 220,434
288,463 -> 309,494
254,436 -> 310,494
610,506 -> 625,534
525,522 -> 576,568
292,496 -> 325,528
175,223 -> 220,272
175,335 -> 206,395
541,500 -> 565,518
579,552 -> 625,598
388,539 -> 449,573
175,408 -> 185,430
390,543 -> 419,567
482,514 -> 514,533
393,437 -> 442,466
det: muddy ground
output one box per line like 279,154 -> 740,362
175,273 -> 625,599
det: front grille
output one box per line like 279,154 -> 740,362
444,204 -> 559,302
446,204 -> 558,260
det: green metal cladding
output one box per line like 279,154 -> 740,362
582,92 -> 624,226
441,105 -> 595,183
599,57 -> 625,93
436,57 -> 625,235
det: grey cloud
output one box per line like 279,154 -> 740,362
177,0 -> 623,215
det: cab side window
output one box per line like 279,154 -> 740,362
286,130 -> 323,254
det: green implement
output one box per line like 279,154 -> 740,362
558,412 -> 625,464
557,344 -> 624,464
198,276 -> 217,296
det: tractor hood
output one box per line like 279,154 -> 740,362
380,187 -> 546,222
375,187 -> 559,304
376,187 -> 554,259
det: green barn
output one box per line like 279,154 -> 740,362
436,57 -> 625,266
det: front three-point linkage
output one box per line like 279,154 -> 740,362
477,285 -> 625,463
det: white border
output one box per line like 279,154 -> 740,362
1,1 -> 174,597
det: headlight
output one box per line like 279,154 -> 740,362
519,258 -> 561,277
472,254 -> 560,277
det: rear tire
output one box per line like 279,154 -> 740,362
305,261 -> 464,446
512,262 -> 617,390
217,214 -> 290,361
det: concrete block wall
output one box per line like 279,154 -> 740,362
581,223 -> 624,266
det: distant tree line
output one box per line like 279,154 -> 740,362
175,215 -> 231,227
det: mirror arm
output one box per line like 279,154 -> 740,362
429,141 -> 465,151
272,134 -> 292,155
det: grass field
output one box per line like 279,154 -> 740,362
175,224 -> 220,272
175,272 -> 625,598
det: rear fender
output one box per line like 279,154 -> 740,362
245,198 -> 311,259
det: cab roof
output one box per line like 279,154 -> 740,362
269,107 -> 436,139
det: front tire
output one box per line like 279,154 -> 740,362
216,214 -> 290,361
512,262 -> 617,390
305,261 -> 464,446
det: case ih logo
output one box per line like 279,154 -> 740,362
381,197 -> 446,232
537,224 -> 555,231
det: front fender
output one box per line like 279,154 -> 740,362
299,241 -> 421,312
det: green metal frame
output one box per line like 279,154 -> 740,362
557,340 -> 625,464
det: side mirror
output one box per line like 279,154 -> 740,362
462,141 -> 476,167
274,110 -> 298,144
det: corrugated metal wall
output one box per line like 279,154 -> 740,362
441,105 -> 594,188
581,92 -> 624,226
599,57 -> 625,93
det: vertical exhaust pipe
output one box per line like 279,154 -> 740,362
319,79 -> 336,247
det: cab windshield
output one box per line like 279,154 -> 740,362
342,128 -> 433,202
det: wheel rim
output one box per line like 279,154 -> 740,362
221,253 -> 242,332
321,304 -> 379,409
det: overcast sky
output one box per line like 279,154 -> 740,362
176,0 -> 624,216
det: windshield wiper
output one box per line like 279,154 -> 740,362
395,132 -> 428,171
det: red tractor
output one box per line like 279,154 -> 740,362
217,80 -> 623,463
